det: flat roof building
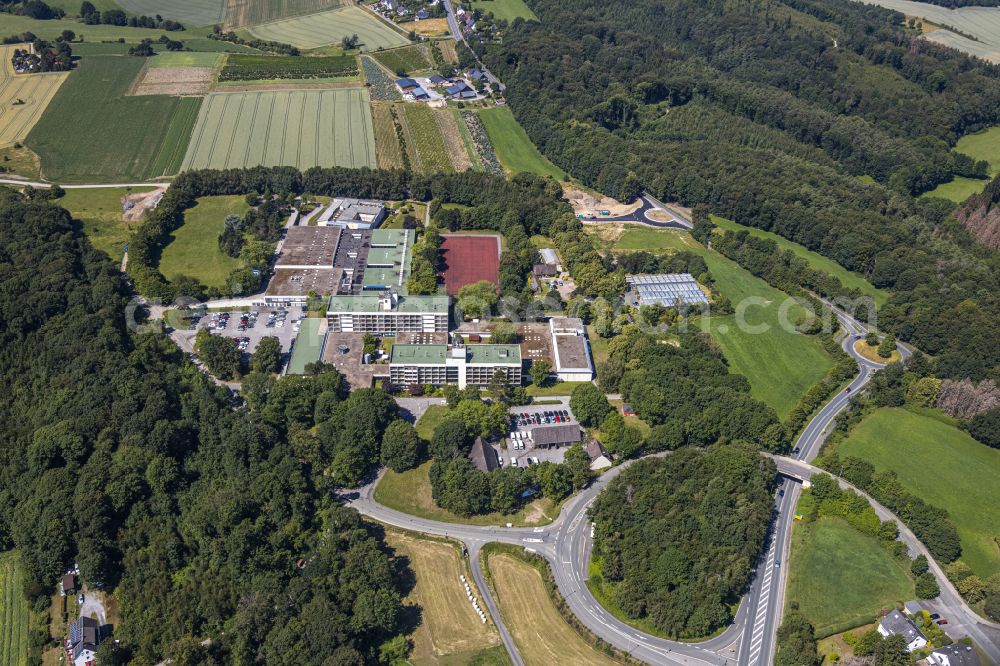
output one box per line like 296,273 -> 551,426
275,226 -> 342,269
389,341 -> 521,389
329,292 -> 450,335
265,227 -> 346,305
549,317 -> 594,382
627,273 -> 709,307
317,198 -> 387,230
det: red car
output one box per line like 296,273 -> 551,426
936,619 -> 948,625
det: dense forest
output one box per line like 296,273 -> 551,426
0,189 -> 414,664
589,446 -> 776,638
481,0 -> 1000,382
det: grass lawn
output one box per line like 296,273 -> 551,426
415,404 -> 450,439
63,187 -> 158,263
478,107 -> 564,180
487,554 -> 616,666
786,516 -> 913,636
525,381 -> 573,398
26,56 -> 202,182
470,0 -> 539,22
375,461 -> 560,527
836,407 -> 1000,578
158,196 -> 249,287
383,529 -> 501,663
0,551 -> 29,666
852,339 -> 900,364
0,145 -> 41,180
603,226 -> 834,420
710,215 -> 888,307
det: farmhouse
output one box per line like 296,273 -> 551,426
626,273 -> 710,307
430,74 -> 448,85
445,81 -> 470,97
317,198 -> 387,229
877,610 -> 927,652
929,644 -> 982,666
69,616 -> 105,666
396,77 -> 419,91
388,340 -> 522,388
549,317 -> 594,382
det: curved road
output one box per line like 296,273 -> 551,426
345,305 -> 1000,665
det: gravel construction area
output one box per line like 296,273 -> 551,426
133,67 -> 215,96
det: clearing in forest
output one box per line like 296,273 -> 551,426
181,87 -> 376,171
250,5 -> 411,50
0,45 -> 69,148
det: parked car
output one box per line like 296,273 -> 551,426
937,619 -> 948,625
930,613 -> 941,620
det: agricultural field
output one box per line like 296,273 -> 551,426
63,187 -> 159,262
601,225 -> 834,419
181,88 -> 376,171
250,5 -> 411,50
219,54 -> 358,82
786,516 -> 913,637
0,46 -> 70,148
478,107 -> 565,179
864,0 -> 1000,64
710,215 -> 889,306
225,0 -> 352,29
486,553 -> 617,666
837,407 -> 1000,578
383,529 -> 501,663
0,551 -> 29,666
133,67 -> 215,96
372,103 -> 410,169
363,56 -> 402,101
158,195 -> 249,287
403,104 -> 455,173
117,0 -> 227,25
26,56 -> 202,182
470,0 -> 539,22
0,14 -> 177,41
371,44 -> 433,75
146,52 -> 224,68
399,18 -> 451,37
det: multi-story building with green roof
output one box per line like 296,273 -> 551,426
389,341 -> 522,388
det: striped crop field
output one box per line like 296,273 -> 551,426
862,0 -> 1000,63
403,104 -> 454,174
116,0 -> 226,25
0,46 -> 69,148
250,5 -> 411,50
0,552 -> 29,666
181,88 -> 376,170
225,0 -> 351,29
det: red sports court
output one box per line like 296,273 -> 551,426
439,235 -> 501,295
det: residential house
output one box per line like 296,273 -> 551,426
395,77 -> 419,91
415,8 -> 430,19
61,573 -> 77,596
469,437 -> 500,472
69,616 -> 104,666
929,644 -> 982,666
585,439 -> 612,470
877,609 -> 927,652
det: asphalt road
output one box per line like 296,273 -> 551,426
579,193 -> 693,229
346,304 -> 1000,665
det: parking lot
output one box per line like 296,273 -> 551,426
495,403 -> 578,467
186,308 -> 302,366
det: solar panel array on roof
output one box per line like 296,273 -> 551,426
627,273 -> 709,306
